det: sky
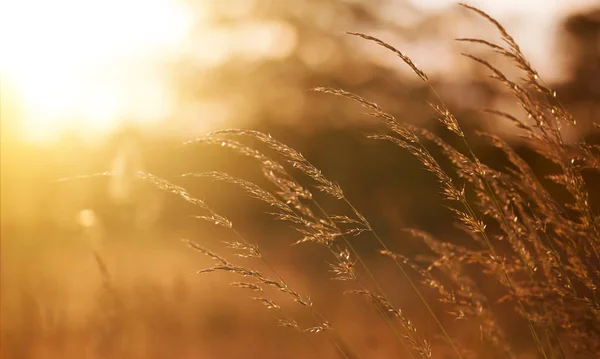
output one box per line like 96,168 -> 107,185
407,0 -> 599,80
1,0 -> 597,143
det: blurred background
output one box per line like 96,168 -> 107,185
1,0 -> 600,358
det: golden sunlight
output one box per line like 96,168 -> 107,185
1,0 -> 194,142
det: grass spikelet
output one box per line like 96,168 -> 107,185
224,241 -> 261,259
138,172 -> 232,228
188,239 -> 315,310
209,129 -> 344,199
304,321 -> 333,334
231,282 -> 263,292
346,32 -> 428,82
328,249 -> 356,281
252,297 -> 281,310
182,171 -> 295,216
278,318 -> 300,330
429,103 -> 464,137
482,109 -> 534,133
458,3 -> 525,66
348,289 -> 432,358
186,136 -> 314,203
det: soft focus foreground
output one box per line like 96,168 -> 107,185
2,1 -> 600,359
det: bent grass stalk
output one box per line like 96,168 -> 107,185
185,135 -> 429,356
59,170 -> 349,358
328,5 -> 598,354
183,169 -> 422,358
195,133 -> 432,357
65,3 -> 600,357
143,173 -> 357,359
330,17 -> 580,356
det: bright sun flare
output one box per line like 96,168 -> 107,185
1,0 -> 193,142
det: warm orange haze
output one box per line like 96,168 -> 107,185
1,0 -> 193,142
2,0 -> 597,143
1,1 -> 600,359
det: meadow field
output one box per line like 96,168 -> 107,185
2,2 -> 600,358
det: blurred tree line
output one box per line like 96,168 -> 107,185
2,0 -> 599,245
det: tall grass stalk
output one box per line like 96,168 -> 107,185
72,3 -> 600,358
174,4 -> 600,356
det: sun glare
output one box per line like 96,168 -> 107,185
1,0 -> 193,142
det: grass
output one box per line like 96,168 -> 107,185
4,3 -> 598,359
141,3 -> 599,358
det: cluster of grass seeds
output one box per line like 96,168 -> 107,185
132,3 -> 599,358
